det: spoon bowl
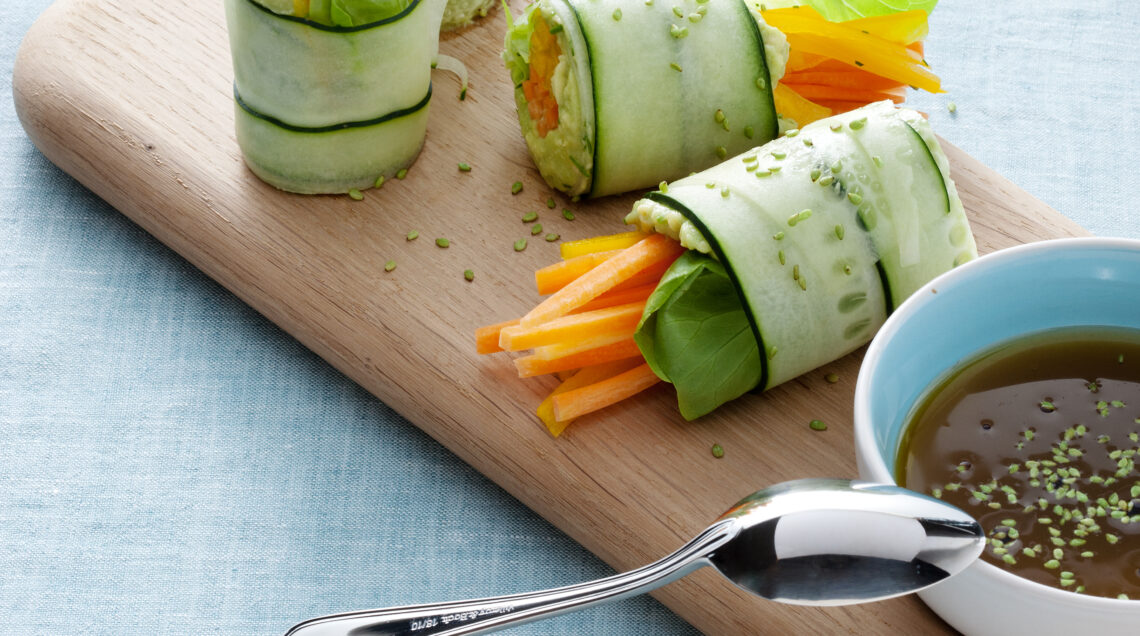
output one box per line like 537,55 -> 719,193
286,478 -> 983,636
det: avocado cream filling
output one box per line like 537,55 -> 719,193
504,4 -> 594,196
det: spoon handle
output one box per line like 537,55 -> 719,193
284,520 -> 737,636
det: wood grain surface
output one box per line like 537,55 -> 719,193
13,1 -> 1088,633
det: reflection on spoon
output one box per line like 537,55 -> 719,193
285,478 -> 984,636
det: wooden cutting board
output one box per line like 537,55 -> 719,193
13,1 -> 1088,633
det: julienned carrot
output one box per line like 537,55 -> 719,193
499,301 -> 645,351
536,358 -> 644,436
782,69 -> 906,92
476,318 -> 520,354
611,258 -> 677,292
514,338 -> 642,378
520,234 -> 684,328
540,252 -> 677,296
786,50 -> 829,73
844,10 -> 929,45
551,363 -> 661,422
785,83 -> 906,104
764,7 -> 925,65
536,249 -> 621,295
560,230 -> 647,260
774,84 -> 832,127
782,32 -> 940,93
532,330 -> 635,361
764,6 -> 941,93
572,284 -> 656,313
811,99 -> 884,116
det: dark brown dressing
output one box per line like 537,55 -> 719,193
899,327 -> 1140,599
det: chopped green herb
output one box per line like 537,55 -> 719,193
546,197 -> 556,209
396,168 -> 408,180
545,233 -> 560,242
435,238 -> 450,248
384,260 -> 396,272
511,181 -> 523,195
513,239 -> 527,252
458,162 -> 472,172
522,211 -> 538,223
711,443 -> 725,459
562,209 -> 575,221
406,231 -> 419,241
809,419 -> 827,432
463,269 -> 474,281
825,373 -> 839,384
531,224 -> 544,236
347,188 -> 364,201
373,175 -> 385,188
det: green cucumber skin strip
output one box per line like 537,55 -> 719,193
233,83 -> 432,133
226,0 -> 445,128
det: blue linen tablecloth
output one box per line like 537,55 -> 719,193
3,1 -> 1139,634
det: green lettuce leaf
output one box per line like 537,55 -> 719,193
635,252 -> 763,420
761,0 -> 938,21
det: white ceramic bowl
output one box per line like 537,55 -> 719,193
853,238 -> 1140,636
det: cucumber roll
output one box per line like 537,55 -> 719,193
224,0 -> 448,193
627,101 -> 975,417
478,102 -> 977,429
503,0 -> 789,198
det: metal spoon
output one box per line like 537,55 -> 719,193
285,478 -> 983,636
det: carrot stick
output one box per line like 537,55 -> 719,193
560,230 -> 647,260
520,234 -> 683,328
532,330 -> 635,361
535,249 -> 621,295
551,363 -> 661,422
844,10 -> 929,45
537,359 -> 644,436
782,69 -> 906,92
514,338 -> 642,378
500,302 -> 645,351
541,251 -> 677,296
786,50 -> 829,73
573,284 -> 656,313
783,32 -> 941,93
476,318 -> 520,354
774,83 -> 832,127
784,83 -> 906,104
810,99 -> 886,116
